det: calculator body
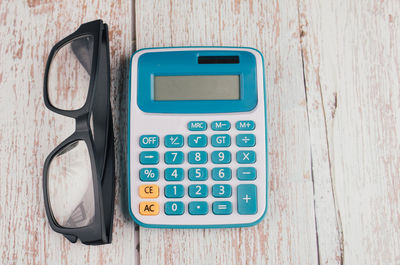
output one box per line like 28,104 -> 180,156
128,47 -> 267,228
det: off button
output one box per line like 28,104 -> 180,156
139,135 -> 159,148
139,202 -> 159,215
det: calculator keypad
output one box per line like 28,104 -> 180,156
137,120 -> 259,217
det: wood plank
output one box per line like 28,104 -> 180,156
300,0 -> 400,264
0,1 -> 137,264
136,1 -> 319,264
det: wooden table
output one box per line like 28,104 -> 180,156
1,1 -> 399,264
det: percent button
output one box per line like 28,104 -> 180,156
139,168 -> 159,181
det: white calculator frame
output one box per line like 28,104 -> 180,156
128,47 -> 268,228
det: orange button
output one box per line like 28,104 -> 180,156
139,184 -> 159,198
139,202 -> 159,215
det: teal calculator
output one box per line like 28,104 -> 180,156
128,47 -> 267,228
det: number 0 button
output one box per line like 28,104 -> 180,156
165,202 -> 184,215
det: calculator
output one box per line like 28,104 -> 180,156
128,47 -> 267,228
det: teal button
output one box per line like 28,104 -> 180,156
164,151 -> 184,164
164,168 -> 184,181
237,184 -> 257,215
164,201 -> 185,215
188,168 -> 208,181
212,201 -> 232,215
211,167 -> 232,181
212,184 -> 232,198
164,185 -> 184,198
188,151 -> 208,164
188,184 -> 208,198
237,167 -> 257,180
164,134 -> 184,148
211,151 -> 231,164
139,151 -> 159,165
188,201 -> 209,215
211,121 -> 231,131
139,168 -> 159,181
188,134 -> 207,147
211,134 -> 231,147
236,151 -> 256,164
139,135 -> 159,148
236,120 -> 255,131
236,134 -> 256,147
188,121 -> 207,131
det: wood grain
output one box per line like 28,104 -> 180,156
0,1 -> 136,264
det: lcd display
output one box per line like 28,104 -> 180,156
154,75 -> 240,101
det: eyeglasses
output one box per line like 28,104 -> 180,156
42,20 -> 115,245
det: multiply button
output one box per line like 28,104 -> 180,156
188,121 -> 207,131
211,121 -> 231,131
236,151 -> 256,164
236,120 -> 255,131
165,134 -> 184,148
139,184 -> 159,198
139,202 -> 159,215
237,184 -> 257,215
139,135 -> 159,148
236,134 -> 256,147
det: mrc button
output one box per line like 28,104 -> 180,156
188,121 -> 207,131
139,135 -> 159,148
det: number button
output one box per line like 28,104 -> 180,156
139,202 -> 159,216
188,134 -> 207,147
139,184 -> 159,198
164,185 -> 184,198
139,135 -> 159,148
188,121 -> 207,131
164,134 -> 184,148
212,201 -> 232,215
236,134 -> 256,147
211,134 -> 231,147
211,121 -> 231,131
139,168 -> 159,181
140,151 -> 159,165
212,167 -> 232,181
164,151 -> 184,164
211,151 -> 231,164
236,151 -> 256,164
237,167 -> 257,180
188,201 -> 209,215
236,120 -> 255,131
188,151 -> 208,164
164,168 -> 184,181
212,184 -> 232,198
164,202 -> 185,215
237,184 -> 257,215
188,168 -> 208,181
188,184 -> 208,198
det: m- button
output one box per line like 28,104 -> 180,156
139,135 -> 159,148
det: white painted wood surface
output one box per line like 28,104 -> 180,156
1,0 -> 399,264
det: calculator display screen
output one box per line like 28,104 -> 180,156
153,75 -> 240,101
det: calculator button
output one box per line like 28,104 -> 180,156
139,184 -> 159,198
211,134 -> 231,147
188,134 -> 207,147
139,201 -> 159,215
236,120 -> 255,131
236,134 -> 256,147
211,151 -> 231,164
139,135 -> 159,148
164,202 -> 185,215
188,201 -> 209,215
211,167 -> 232,181
188,168 -> 208,181
236,151 -> 256,164
212,184 -> 232,198
212,201 -> 232,215
164,168 -> 184,181
237,167 -> 257,180
211,121 -> 231,131
164,185 -> 184,198
165,134 -> 184,148
237,184 -> 257,215
188,184 -> 208,198
188,121 -> 207,131
164,151 -> 184,164
140,151 -> 159,165
139,168 -> 159,181
188,151 -> 208,164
